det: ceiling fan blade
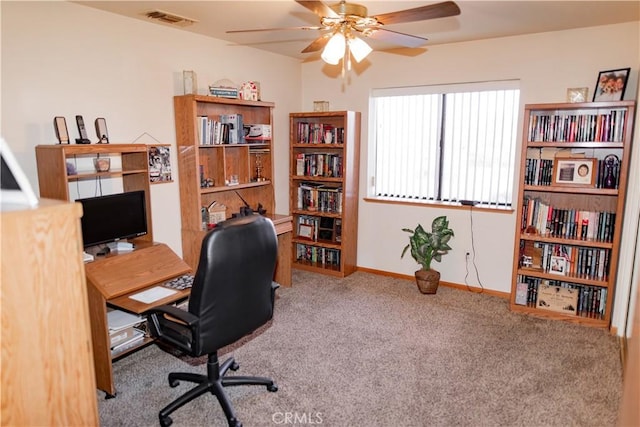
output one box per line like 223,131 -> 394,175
365,28 -> 429,48
295,0 -> 339,19
301,34 -> 331,53
227,26 -> 322,34
373,1 -> 461,25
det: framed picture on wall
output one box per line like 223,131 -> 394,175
592,68 -> 630,102
147,145 -> 173,183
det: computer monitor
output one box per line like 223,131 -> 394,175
77,190 -> 147,248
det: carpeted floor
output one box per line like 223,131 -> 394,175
99,270 -> 622,426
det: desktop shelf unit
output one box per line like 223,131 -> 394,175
509,100 -> 635,328
35,143 -> 154,244
289,111 -> 361,277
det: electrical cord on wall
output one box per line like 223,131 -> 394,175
464,205 -> 484,293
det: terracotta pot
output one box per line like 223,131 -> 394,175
414,268 -> 440,294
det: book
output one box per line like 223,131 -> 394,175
514,282 -> 528,305
220,114 -> 244,144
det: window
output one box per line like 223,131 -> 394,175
370,81 -> 520,207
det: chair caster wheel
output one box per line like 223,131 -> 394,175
267,384 -> 278,392
159,415 -> 173,427
230,361 -> 240,371
169,379 -> 179,388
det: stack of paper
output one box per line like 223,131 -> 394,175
107,309 -> 146,355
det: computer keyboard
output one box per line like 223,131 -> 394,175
164,274 -> 194,290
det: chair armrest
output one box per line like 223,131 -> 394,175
147,304 -> 199,326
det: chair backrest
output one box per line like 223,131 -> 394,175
188,215 -> 278,355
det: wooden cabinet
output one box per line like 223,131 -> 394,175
1,199 -> 98,425
289,111 -> 361,277
174,95 -> 292,286
35,143 -> 153,244
509,101 -> 635,328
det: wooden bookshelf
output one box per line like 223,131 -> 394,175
173,95 -> 292,286
510,101 -> 635,328
289,111 -> 361,277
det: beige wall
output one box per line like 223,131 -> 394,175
299,21 -> 640,332
2,1 -> 639,333
1,1 -> 302,256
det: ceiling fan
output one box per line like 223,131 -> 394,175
227,0 -> 461,66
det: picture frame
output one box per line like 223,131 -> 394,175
298,223 -> 314,240
592,67 -> 630,102
552,158 -> 596,187
566,87 -> 588,103
147,144 -> 173,184
549,255 -> 567,276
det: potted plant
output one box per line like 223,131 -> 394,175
401,216 -> 454,294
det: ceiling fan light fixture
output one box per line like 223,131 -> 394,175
321,32 -> 346,65
348,36 -> 372,63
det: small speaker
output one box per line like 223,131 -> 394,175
54,116 -> 69,144
95,117 -> 109,144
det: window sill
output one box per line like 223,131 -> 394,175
363,196 -> 514,214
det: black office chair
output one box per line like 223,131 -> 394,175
147,215 -> 279,427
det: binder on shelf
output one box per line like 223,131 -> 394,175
111,328 -> 145,355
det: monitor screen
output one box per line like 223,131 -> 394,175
78,190 -> 148,248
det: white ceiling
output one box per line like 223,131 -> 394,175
74,1 -> 640,62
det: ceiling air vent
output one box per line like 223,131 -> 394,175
144,10 -> 197,27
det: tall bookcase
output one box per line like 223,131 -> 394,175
35,143 -> 154,244
510,100 -> 635,328
289,111 -> 361,277
174,95 -> 276,269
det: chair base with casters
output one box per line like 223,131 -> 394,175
159,352 -> 277,427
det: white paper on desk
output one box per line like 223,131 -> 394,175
129,286 -> 177,304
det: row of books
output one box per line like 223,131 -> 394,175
296,244 -> 341,267
521,197 -> 616,242
107,309 -> 147,357
295,152 -> 343,178
295,122 -> 344,144
520,241 -> 610,281
297,183 -> 342,213
197,114 -> 244,145
524,157 -> 621,188
515,276 -> 607,319
527,109 -> 627,143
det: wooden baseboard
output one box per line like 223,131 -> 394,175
355,266 -> 510,299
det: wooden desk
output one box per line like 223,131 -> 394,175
1,200 -> 98,425
271,214 -> 293,287
180,214 -> 293,287
84,243 -> 191,397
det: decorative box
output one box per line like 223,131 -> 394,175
240,81 -> 260,101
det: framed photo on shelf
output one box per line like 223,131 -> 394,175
549,256 -> 568,275
592,68 -> 630,102
552,158 -> 596,187
298,223 -> 314,240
